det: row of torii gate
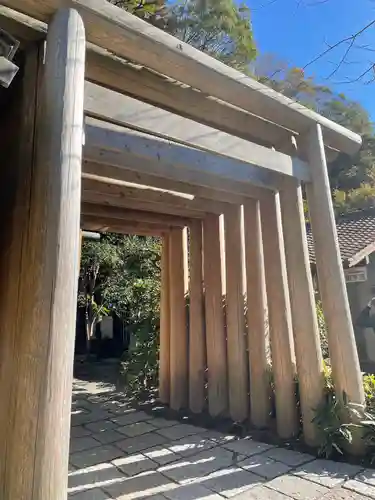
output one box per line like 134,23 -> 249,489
0,1 -> 366,498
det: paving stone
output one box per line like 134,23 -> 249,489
168,434 -> 216,458
71,426 -> 93,438
102,470 -> 177,499
156,424 -> 206,441
70,436 -> 101,454
72,410 -> 113,426
70,444 -> 123,469
239,454 -> 292,480
231,485 -> 292,499
92,429 -> 125,445
69,487 -> 110,499
267,474 -> 329,500
293,459 -> 362,488
159,447 -> 245,484
321,488 -> 373,499
143,445 -> 181,465
116,432 -> 168,454
344,479 -> 375,498
142,496 -> 167,500
113,453 -> 159,476
68,462 -> 126,492
222,438 -> 274,458
355,467 -> 375,486
200,466 -> 264,498
163,483 -> 223,499
147,418 -> 180,429
117,421 -> 157,437
263,448 -> 315,467
85,419 -> 119,434
201,430 -> 236,445
111,411 -> 150,426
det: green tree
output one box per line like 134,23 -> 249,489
79,238 -> 120,354
109,0 -> 169,28
168,0 -> 257,70
256,56 -> 375,215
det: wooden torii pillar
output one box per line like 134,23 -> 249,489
305,125 -> 365,413
0,8 -> 85,499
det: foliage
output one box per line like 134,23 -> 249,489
79,234 -> 161,379
255,55 -> 375,216
168,0 -> 256,71
312,362 -> 375,460
109,0 -> 169,28
316,300 -> 329,360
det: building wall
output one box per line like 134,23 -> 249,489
347,253 -> 375,366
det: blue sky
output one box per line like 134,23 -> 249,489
249,0 -> 375,120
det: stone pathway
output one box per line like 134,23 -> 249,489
69,377 -> 375,499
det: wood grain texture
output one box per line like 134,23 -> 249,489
82,174 -> 229,214
188,220 -> 206,413
81,202 -> 191,227
243,200 -> 270,428
305,124 -> 365,409
82,190 -> 204,219
83,161 -> 269,204
3,0 -> 361,154
169,228 -> 189,410
0,8 -> 85,499
0,45 -> 41,498
280,179 -> 324,446
81,215 -> 169,237
84,83 -> 309,181
224,205 -> 248,422
84,118 -> 310,185
261,193 -> 298,439
203,214 -> 228,417
159,235 -> 171,403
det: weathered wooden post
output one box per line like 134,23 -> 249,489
188,220 -> 206,413
224,204 -> 248,422
159,233 -> 171,404
261,193 -> 298,439
243,199 -> 270,428
305,124 -> 365,411
203,213 -> 228,417
0,8 -> 85,499
169,227 -> 189,410
280,179 -> 324,446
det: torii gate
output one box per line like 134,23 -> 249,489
0,1 -> 364,498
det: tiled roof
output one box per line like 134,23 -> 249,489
307,208 -> 375,267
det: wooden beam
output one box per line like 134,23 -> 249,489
188,220 -> 206,414
83,162 -> 270,204
243,200 -> 270,428
203,214 -> 228,417
82,174 -> 229,215
81,215 -> 166,237
261,193 -> 298,439
82,191 -> 203,219
224,205 -> 248,422
84,119 -> 311,185
159,234 -> 171,404
84,80 -> 291,159
280,179 -> 324,447
169,227 -> 188,410
0,9 -> 85,498
3,0 -> 361,153
0,6 -> 45,43
81,202 -> 192,227
305,124 -> 365,414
